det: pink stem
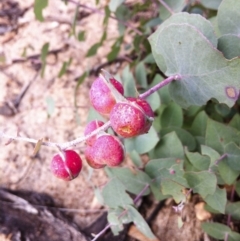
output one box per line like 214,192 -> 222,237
139,74 -> 181,99
158,0 -> 175,15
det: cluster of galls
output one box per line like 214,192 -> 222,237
50,75 -> 154,181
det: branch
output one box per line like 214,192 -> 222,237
1,121 -> 111,150
139,74 -> 181,99
0,74 -> 180,149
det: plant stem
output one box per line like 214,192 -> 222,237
214,153 -> 228,166
0,121 -> 111,150
139,74 -> 181,99
227,185 -> 235,227
158,0 -> 175,15
66,0 -> 143,35
1,74 -> 179,149
91,183 -> 150,241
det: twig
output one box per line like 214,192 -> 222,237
214,153 -> 228,166
227,185 -> 235,227
158,0 -> 175,15
91,183 -> 150,241
139,74 -> 181,99
0,74 -> 180,149
66,0 -> 143,35
224,232 -> 229,241
0,121 -> 111,150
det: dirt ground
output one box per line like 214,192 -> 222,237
0,1 -> 211,241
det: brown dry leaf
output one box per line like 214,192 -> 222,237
128,225 -> 160,241
194,202 -> 212,221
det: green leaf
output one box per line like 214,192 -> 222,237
149,12 -> 218,73
185,150 -> 211,171
135,62 -> 147,89
86,43 -> 101,57
45,96 -> 55,116
218,34 -> 240,60
160,165 -> 189,202
184,171 -> 217,198
87,107 -> 107,123
159,0 -> 186,21
203,186 -> 227,214
160,127 -> 196,151
224,142 -> 240,170
161,102 -> 183,128
107,211 -> 123,235
201,145 -> 220,167
205,118 -> 240,154
124,127 -> 159,155
102,178 -> 133,208
127,205 -> 156,239
58,61 -> 69,78
103,6 -> 111,26
145,158 -> 180,178
229,231 -> 240,241
218,159 -> 240,185
77,31 -> 85,41
200,0 -> 222,10
226,202 -> 240,220
229,114 -> 240,131
152,132 -> 184,159
218,0 -> 240,35
149,13 -> 240,108
129,150 -> 142,167
109,0 -> 125,12
190,111 -> 208,136
146,92 -> 161,112
201,222 -> 231,240
106,167 -> 151,195
40,42 -> 49,77
34,0 -> 48,21
122,65 -> 137,97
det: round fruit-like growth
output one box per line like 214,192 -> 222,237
110,101 -> 147,138
89,77 -> 124,116
85,146 -> 105,169
127,97 -> 154,133
89,134 -> 125,167
84,120 -> 105,146
50,150 -> 82,181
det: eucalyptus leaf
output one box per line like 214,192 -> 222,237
127,205 -> 156,239
218,34 -> 240,59
102,178 -> 133,208
106,167 -> 151,195
185,150 -> 211,171
200,0 -> 222,10
218,0 -> 240,35
205,118 -> 240,154
218,159 -> 239,185
201,222 -> 231,240
149,13 -> 240,108
184,171 -> 217,198
203,186 -> 227,214
34,0 -> 48,21
226,202 -> 240,220
124,127 -> 159,155
161,102 -> 183,128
